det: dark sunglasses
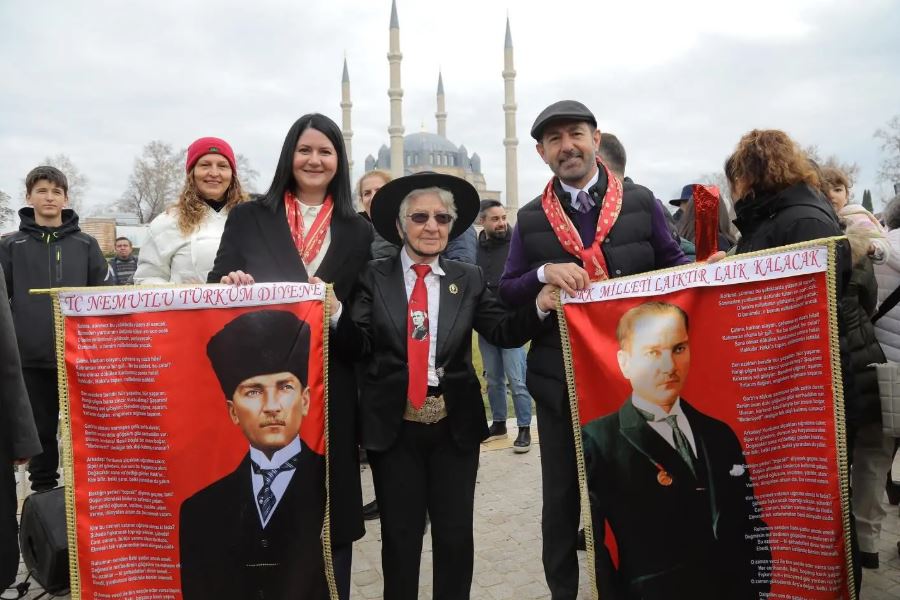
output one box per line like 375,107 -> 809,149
406,212 -> 453,225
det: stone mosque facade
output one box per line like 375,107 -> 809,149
340,0 -> 520,213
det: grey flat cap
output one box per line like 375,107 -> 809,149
531,100 -> 597,141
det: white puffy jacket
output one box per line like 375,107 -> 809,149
873,228 -> 900,362
134,207 -> 228,284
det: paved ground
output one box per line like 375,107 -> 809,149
12,422 -> 900,599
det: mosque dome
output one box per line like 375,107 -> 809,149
403,132 -> 459,154
378,131 -> 473,172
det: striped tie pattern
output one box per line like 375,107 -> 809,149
251,453 -> 300,521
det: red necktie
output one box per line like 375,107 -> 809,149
407,264 -> 431,409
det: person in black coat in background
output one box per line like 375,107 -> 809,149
726,128 -> 862,591
208,113 -> 373,600
0,269 -> 41,591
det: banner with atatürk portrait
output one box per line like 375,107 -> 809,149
559,239 -> 854,600
46,282 -> 337,600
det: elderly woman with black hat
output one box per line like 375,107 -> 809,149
330,172 -> 556,600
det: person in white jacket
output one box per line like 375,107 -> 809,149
822,166 -> 890,264
135,137 -> 246,284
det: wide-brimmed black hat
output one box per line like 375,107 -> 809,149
370,171 -> 480,246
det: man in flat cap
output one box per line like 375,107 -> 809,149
329,171 -> 556,600
179,310 -> 328,600
498,100 -> 690,599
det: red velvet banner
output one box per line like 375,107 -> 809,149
561,242 -> 853,599
55,283 -> 334,600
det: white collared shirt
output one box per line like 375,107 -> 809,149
400,247 -> 443,387
559,166 -> 600,212
631,396 -> 697,457
248,435 -> 302,528
297,200 -> 332,276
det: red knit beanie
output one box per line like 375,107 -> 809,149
186,137 -> 237,174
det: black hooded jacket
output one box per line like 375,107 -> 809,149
733,184 -> 842,253
0,208 -> 111,367
476,228 -> 511,293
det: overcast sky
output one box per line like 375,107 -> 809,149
2,0 -> 898,218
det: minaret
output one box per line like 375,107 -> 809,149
341,57 -> 353,173
387,0 -> 405,178
436,71 -> 447,138
502,17 -> 519,215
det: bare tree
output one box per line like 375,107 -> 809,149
236,154 -> 260,194
0,189 -> 15,231
119,141 -> 185,223
875,115 -> 900,185
38,154 -> 90,214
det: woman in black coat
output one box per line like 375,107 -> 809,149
208,113 -> 373,600
726,129 -> 864,590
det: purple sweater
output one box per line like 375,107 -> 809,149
499,196 -> 689,306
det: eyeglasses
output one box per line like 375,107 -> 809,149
405,212 -> 453,225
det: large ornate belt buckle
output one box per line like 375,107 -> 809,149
404,394 -> 447,423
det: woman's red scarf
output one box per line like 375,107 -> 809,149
541,158 -> 623,280
284,191 -> 334,265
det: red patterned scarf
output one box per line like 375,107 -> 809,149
541,158 -> 623,280
284,191 -> 334,265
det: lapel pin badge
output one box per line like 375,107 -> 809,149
729,464 -> 746,477
656,469 -> 673,486
448,283 -> 459,294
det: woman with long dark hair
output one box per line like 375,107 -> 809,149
208,113 -> 373,599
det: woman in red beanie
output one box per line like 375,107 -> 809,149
208,114 -> 373,600
135,137 -> 246,283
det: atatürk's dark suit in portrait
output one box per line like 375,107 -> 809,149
582,398 -> 771,600
178,438 -> 327,600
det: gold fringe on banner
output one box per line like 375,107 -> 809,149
51,291 -> 83,599
557,293 -> 598,600
556,236 -> 853,600
826,240 -> 856,599
322,284 -> 338,600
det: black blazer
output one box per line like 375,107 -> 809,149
206,198 -> 373,545
207,198 -> 373,301
334,255 -> 542,451
581,399 -> 771,600
178,441 -> 328,600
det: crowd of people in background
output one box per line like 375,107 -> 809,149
1,100 -> 899,599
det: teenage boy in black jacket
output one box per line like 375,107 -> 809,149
0,166 -> 111,491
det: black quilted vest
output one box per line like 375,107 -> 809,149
517,173 -> 659,350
